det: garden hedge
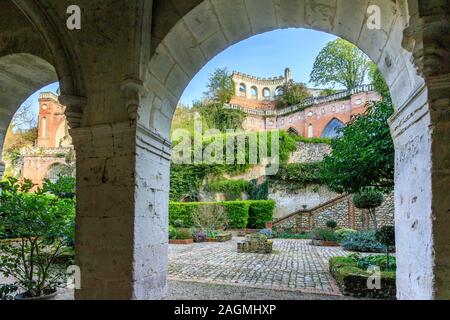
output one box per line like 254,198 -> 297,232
248,200 -> 276,229
169,200 -> 275,230
329,256 -> 396,299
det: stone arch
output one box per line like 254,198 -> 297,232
321,118 -> 345,138
262,87 -> 271,100
275,86 -> 284,97
250,86 -> 258,99
239,82 -> 247,97
287,127 -> 300,136
147,0 -> 424,140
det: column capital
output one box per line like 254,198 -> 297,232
59,94 -> 87,129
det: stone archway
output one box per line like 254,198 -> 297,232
143,0 -> 447,300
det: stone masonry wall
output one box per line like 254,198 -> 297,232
289,142 -> 332,164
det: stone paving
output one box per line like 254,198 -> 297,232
169,238 -> 351,296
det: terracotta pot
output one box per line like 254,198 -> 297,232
15,289 -> 58,300
169,239 -> 194,245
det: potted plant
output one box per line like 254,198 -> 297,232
169,228 -> 194,245
0,178 -> 75,300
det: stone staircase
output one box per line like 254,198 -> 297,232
273,194 -> 357,232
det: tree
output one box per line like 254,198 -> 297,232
369,63 -> 391,99
204,68 -> 235,104
353,190 -> 384,230
197,102 -> 246,132
321,100 -> 395,194
310,39 -> 371,90
375,226 -> 395,270
276,81 -> 312,108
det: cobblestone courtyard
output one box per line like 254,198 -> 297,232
169,239 -> 350,296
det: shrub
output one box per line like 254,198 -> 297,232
175,228 -> 193,240
0,284 -> 18,301
341,230 -> 385,253
222,201 -> 250,229
248,200 -> 276,229
191,203 -> 228,231
353,190 -> 384,229
375,225 -> 396,270
335,228 -> 357,240
169,225 -> 178,240
0,178 -> 75,298
310,228 -> 339,242
355,254 -> 396,272
274,231 -> 310,239
326,220 -> 338,229
206,179 -> 249,200
169,203 -> 197,227
248,179 -> 269,200
193,230 -> 207,242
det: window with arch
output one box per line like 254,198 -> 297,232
275,86 -> 284,97
250,86 -> 258,99
263,88 -> 271,100
239,83 -> 247,97
46,163 -> 70,183
321,118 -> 345,139
308,124 -> 314,138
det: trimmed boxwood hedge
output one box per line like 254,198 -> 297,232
329,256 -> 396,299
248,201 -> 276,229
169,200 -> 275,230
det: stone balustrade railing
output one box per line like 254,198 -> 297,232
39,92 -> 59,101
224,84 -> 375,117
20,147 -> 73,157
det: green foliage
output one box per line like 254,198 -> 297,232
351,254 -> 396,272
320,89 -> 337,96
340,230 -> 385,253
204,68 -> 235,104
248,179 -> 269,200
0,284 -> 18,300
175,228 -> 193,240
197,102 -> 246,132
353,190 -> 384,209
276,81 -> 312,108
248,200 -> 276,229
321,100 -> 395,194
311,227 -> 339,242
222,201 -> 250,229
293,135 -> 332,145
206,179 -> 249,200
326,220 -> 338,229
42,175 -> 76,199
310,39 -> 372,90
169,200 -> 274,230
375,226 -> 396,270
269,163 -> 323,189
335,228 -> 357,240
274,231 -> 310,239
0,178 -> 75,297
369,63 -> 391,99
169,225 -> 178,240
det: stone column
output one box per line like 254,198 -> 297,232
71,121 -> 171,300
0,161 -> 5,180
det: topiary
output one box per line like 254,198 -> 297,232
326,220 -> 338,229
375,225 -> 396,270
353,190 -> 384,230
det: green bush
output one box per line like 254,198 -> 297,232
326,220 -> 338,229
169,202 -> 197,227
341,230 -> 385,252
335,228 -> 357,240
206,179 -> 249,200
310,228 -> 339,242
353,190 -> 384,210
248,200 -> 276,229
354,254 -> 396,272
222,201 -> 250,229
274,231 -> 310,239
175,228 -> 193,240
169,225 -> 178,240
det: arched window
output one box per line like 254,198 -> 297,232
287,127 -> 299,135
321,118 -> 345,138
250,86 -> 258,99
41,117 -> 47,138
275,86 -> 284,97
263,88 -> 271,100
239,83 -> 247,97
46,163 -> 69,183
308,124 -> 314,138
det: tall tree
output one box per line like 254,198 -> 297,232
204,68 -> 235,104
368,63 -> 391,100
276,81 -> 312,108
310,39 -> 371,90
321,99 -> 395,194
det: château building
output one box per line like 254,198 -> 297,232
228,68 -> 381,137
20,92 -> 74,187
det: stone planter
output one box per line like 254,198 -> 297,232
15,289 -> 58,300
311,239 -> 340,247
206,233 -> 233,243
169,239 -> 194,245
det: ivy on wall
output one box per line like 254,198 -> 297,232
269,162 -> 323,189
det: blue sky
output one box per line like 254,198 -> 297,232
21,28 -> 338,118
